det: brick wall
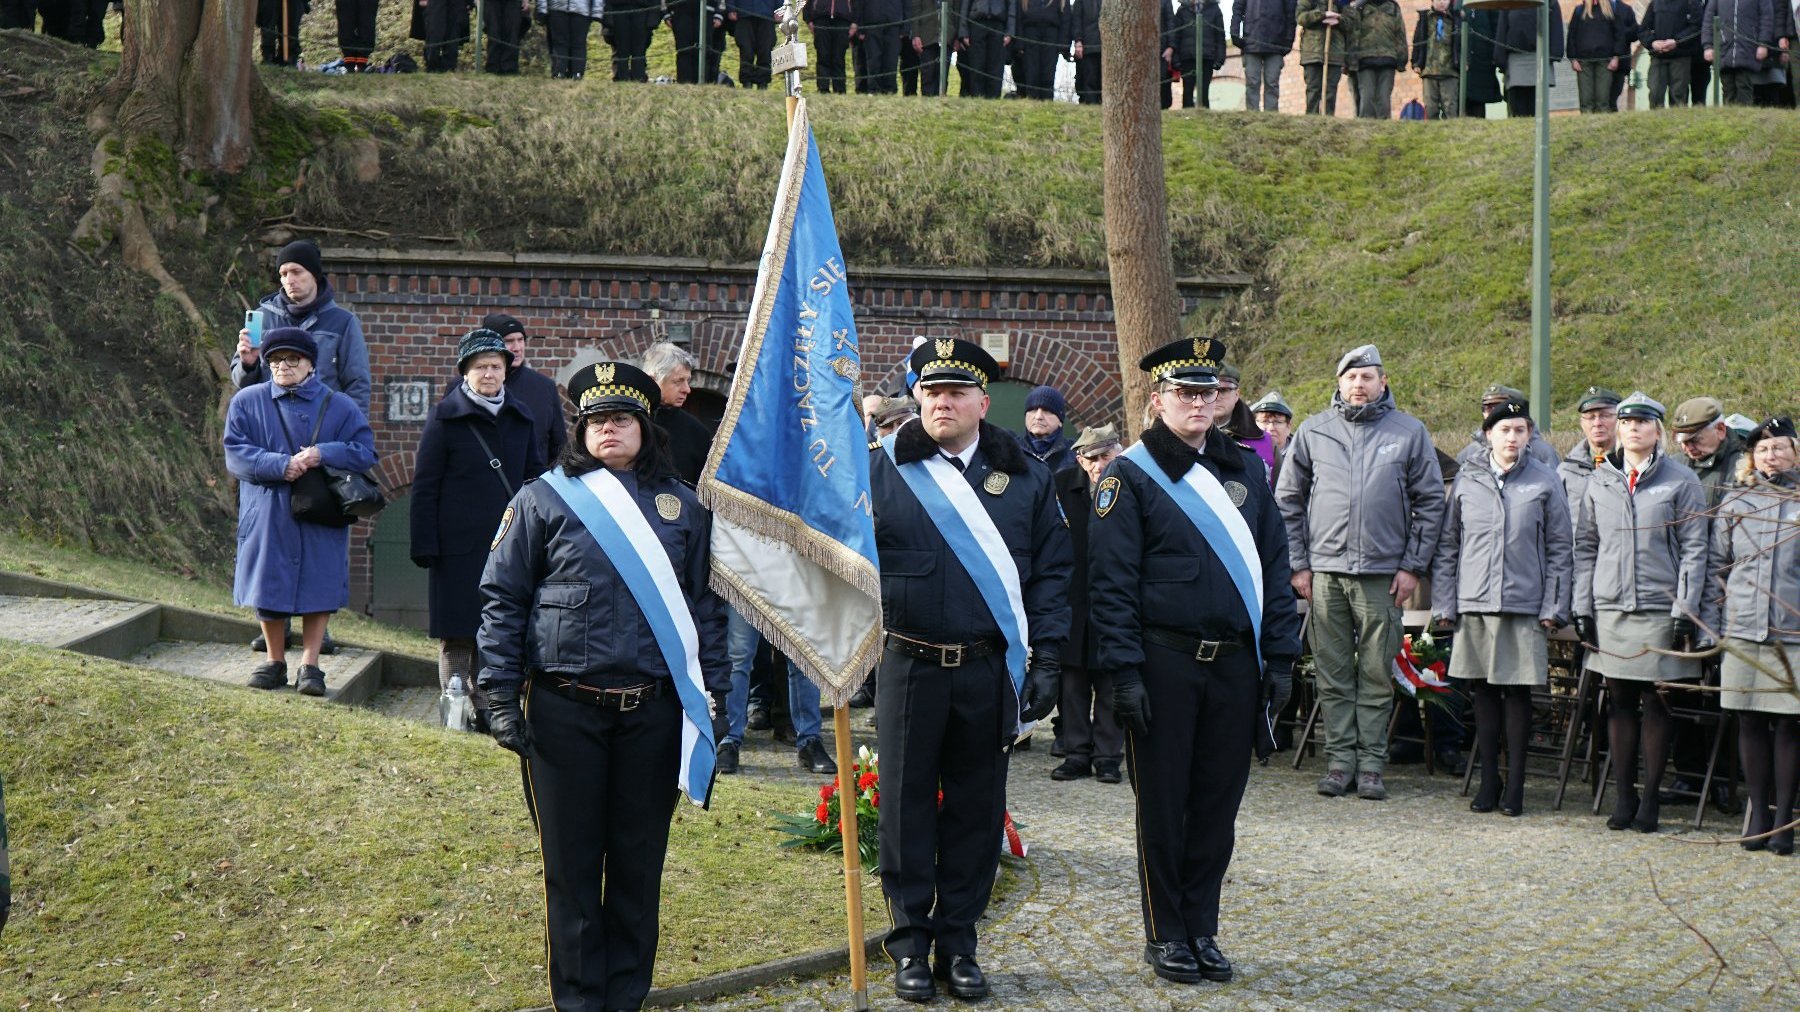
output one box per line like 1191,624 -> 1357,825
323,248 -> 1245,617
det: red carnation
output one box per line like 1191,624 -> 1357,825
821,781 -> 837,801
815,802 -> 829,824
871,790 -> 880,808
858,771 -> 878,791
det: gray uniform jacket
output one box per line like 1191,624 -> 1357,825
1454,430 -> 1559,472
1573,449 -> 1709,618
1275,390 -> 1446,578
1702,472 -> 1800,644
1557,438 -> 1605,520
1432,454 -> 1573,625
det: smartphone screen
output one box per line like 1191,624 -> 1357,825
245,310 -> 262,347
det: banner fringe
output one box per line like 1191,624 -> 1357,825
709,564 -> 881,709
701,488 -> 882,599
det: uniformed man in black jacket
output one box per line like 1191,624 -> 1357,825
870,338 -> 1072,1003
1088,337 -> 1302,986
478,360 -> 731,1012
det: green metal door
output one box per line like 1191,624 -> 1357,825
368,493 -> 430,631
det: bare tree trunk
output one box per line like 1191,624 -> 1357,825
1099,1 -> 1180,437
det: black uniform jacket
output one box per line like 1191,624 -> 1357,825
1054,464 -> 1097,669
1089,421 -> 1303,682
870,419 -> 1073,660
477,465 -> 730,694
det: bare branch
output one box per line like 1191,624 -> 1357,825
1647,863 -> 1730,993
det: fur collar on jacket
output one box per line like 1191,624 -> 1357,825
892,418 -> 1031,473
1138,419 -> 1247,484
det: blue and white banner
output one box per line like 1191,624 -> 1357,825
1122,442 -> 1265,668
541,468 -> 717,808
699,98 -> 882,704
881,440 -> 1033,732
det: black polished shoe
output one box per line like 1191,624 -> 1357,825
250,633 -> 268,653
1095,759 -> 1123,784
894,956 -> 936,1002
246,660 -> 288,690
1190,936 -> 1233,982
318,631 -> 338,656
1050,758 -> 1091,781
715,741 -> 740,775
934,953 -> 989,1000
798,738 -> 837,775
1143,940 -> 1201,984
1469,778 -> 1501,814
1500,802 -> 1523,818
295,664 -> 327,697
746,703 -> 771,731
1633,796 -> 1661,834
847,687 -> 873,708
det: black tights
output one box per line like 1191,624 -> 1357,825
1607,679 -> 1673,826
1737,714 -> 1799,850
1470,681 -> 1533,811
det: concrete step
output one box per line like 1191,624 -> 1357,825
0,594 -> 157,651
125,640 -> 384,704
367,684 -> 443,724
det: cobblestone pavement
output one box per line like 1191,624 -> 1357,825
0,593 -> 145,645
682,710 -> 1800,1011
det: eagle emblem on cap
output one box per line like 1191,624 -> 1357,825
595,362 -> 615,385
935,338 -> 955,359
1193,338 -> 1211,360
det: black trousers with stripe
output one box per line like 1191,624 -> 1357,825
1127,640 -> 1257,942
523,678 -> 681,1012
875,649 -> 1010,959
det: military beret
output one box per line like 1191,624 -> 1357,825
1336,344 -> 1381,376
1670,396 -> 1724,432
1745,416 -> 1797,451
1481,397 -> 1531,431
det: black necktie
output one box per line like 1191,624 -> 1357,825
943,454 -> 965,472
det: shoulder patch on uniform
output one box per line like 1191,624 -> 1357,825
983,470 -> 1010,496
655,493 -> 682,521
1224,480 -> 1248,508
1094,475 -> 1121,518
490,505 -> 516,550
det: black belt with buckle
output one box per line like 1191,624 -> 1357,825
537,674 -> 662,711
1143,627 -> 1248,663
884,632 -> 1002,669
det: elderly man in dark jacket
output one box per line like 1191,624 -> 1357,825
1671,396 -> 1748,502
959,0 -> 1017,97
1064,0 -> 1104,103
1233,0 -> 1298,110
1702,0 -> 1774,104
1640,0 -> 1705,106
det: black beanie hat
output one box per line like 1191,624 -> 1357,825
276,239 -> 326,289
482,312 -> 527,338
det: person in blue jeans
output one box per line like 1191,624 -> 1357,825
716,606 -> 838,775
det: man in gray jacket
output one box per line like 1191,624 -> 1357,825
1276,344 -> 1446,801
1557,385 -> 1621,514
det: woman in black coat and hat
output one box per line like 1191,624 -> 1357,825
411,329 -> 545,706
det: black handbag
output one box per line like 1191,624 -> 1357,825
277,392 -> 386,527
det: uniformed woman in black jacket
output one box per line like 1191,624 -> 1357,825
1088,338 -> 1302,987
477,361 -> 730,1012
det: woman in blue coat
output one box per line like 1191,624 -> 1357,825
410,329 -> 544,704
224,327 -> 377,696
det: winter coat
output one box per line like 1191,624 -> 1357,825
728,0 -> 783,19
1573,449 -> 1709,618
655,406 -> 717,487
1275,389 -> 1447,578
1494,4 -> 1566,65
960,0 -> 1017,32
857,0 -> 907,27
909,0 -> 949,41
1055,465 -> 1097,669
1557,438 -> 1607,520
1016,428 -> 1076,475
802,0 -> 854,21
1432,454 -> 1573,625
1702,0 -> 1774,70
1018,0 -> 1064,29
225,376 -> 378,616
1454,429 -> 1560,472
410,385 -> 545,640
1640,0 -> 1705,59
506,364 -> 567,478
1567,2 -> 1632,60
1064,0 -> 1102,50
1411,6 -> 1461,75
1298,0 -> 1349,65
1166,0 -> 1228,71
1703,472 -> 1800,643
233,285 -> 372,414
1353,0 -> 1410,68
1687,428 -> 1746,503
477,465 -> 730,694
1232,0 -> 1298,56
1462,8 -> 1505,101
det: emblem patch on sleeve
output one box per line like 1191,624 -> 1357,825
490,505 -> 516,550
1094,476 -> 1121,518
656,493 -> 683,521
1224,481 -> 1249,508
982,471 -> 1010,496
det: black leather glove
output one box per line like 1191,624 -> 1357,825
1574,615 -> 1596,646
1113,675 -> 1152,737
411,555 -> 437,570
1670,617 -> 1696,653
485,684 -> 534,759
1261,659 -> 1293,718
710,691 -> 730,745
1019,655 -> 1061,724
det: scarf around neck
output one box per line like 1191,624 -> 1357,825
463,381 -> 505,415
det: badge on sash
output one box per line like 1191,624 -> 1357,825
490,505 -> 515,550
1094,476 -> 1121,518
983,471 -> 1009,496
656,493 -> 682,521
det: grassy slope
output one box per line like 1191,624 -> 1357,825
0,641 -> 884,1010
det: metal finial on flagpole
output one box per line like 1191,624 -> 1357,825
773,3 -> 809,107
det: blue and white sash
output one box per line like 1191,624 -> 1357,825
881,437 -> 1032,730
541,467 -> 716,808
1122,442 -> 1265,669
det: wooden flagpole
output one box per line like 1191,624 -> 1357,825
772,9 -> 869,1007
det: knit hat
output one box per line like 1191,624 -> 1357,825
482,312 -> 527,338
261,326 -> 318,364
275,239 -> 326,289
456,328 -> 509,374
1023,385 -> 1067,421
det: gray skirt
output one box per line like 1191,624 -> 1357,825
1588,610 -> 1700,683
1505,53 -> 1556,90
1720,638 -> 1800,716
1449,613 -> 1548,687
